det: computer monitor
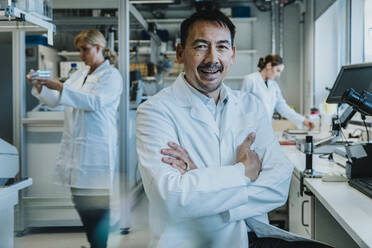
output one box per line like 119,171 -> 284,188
326,62 -> 372,104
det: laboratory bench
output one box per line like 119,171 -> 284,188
283,145 -> 372,248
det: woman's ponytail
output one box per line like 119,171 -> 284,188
103,48 -> 118,67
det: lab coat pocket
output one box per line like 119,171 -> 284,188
80,134 -> 110,168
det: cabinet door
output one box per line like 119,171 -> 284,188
288,176 -> 314,239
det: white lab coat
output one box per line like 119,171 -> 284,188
32,60 -> 123,189
241,71 -> 305,128
136,73 -> 309,248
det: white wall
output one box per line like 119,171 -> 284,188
281,4 -> 301,113
303,0 -> 315,115
247,4 -> 302,113
351,0 -> 365,64
314,0 -> 346,108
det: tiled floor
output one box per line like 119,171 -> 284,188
14,195 -> 150,248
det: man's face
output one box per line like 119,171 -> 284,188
176,20 -> 235,95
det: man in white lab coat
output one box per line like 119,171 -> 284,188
136,10 -> 332,248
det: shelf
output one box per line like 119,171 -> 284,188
231,17 -> 257,23
58,51 -> 81,60
164,50 -> 176,56
0,7 -> 55,45
142,76 -> 156,81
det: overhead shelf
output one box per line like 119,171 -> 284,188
57,51 -> 80,60
0,7 -> 55,45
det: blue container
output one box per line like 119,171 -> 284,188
26,35 -> 48,46
232,7 -> 251,18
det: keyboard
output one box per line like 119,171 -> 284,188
349,178 -> 372,199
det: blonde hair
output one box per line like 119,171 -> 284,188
74,29 -> 117,66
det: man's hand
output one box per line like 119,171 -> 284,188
236,132 -> 262,182
161,142 -> 196,174
34,78 -> 64,93
303,120 -> 315,130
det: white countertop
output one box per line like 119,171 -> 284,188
0,178 -> 33,209
282,146 -> 372,248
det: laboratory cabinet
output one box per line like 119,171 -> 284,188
288,173 -> 360,248
288,174 -> 314,239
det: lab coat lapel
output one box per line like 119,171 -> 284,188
220,87 -> 241,138
171,74 -> 220,137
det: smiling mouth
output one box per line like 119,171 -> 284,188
198,64 -> 223,76
200,68 -> 221,74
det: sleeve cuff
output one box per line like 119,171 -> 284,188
235,162 -> 251,185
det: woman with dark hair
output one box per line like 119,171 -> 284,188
241,54 -> 314,130
28,29 -> 123,248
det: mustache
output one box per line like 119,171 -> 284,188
197,63 -> 223,72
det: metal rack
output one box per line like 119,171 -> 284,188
0,2 -> 55,233
0,5 -> 55,44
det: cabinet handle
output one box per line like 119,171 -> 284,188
301,200 -> 309,227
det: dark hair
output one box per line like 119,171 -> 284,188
180,10 -> 236,48
257,54 -> 283,71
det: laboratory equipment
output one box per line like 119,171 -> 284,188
26,45 -> 60,111
130,70 -> 144,107
326,62 -> 372,104
324,62 -> 372,199
28,69 -> 51,81
348,178 -> 372,199
0,138 -> 18,185
0,138 -> 32,247
313,62 -> 372,149
300,135 -> 322,196
67,63 -> 78,77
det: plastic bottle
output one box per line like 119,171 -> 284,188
68,63 -> 78,78
309,107 -> 321,132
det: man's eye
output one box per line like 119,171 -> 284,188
195,45 -> 207,49
218,45 -> 228,50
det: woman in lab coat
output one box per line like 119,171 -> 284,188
241,54 -> 314,130
29,29 -> 123,248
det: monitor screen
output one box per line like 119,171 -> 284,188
326,63 -> 372,103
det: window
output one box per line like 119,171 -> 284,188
365,0 -> 372,61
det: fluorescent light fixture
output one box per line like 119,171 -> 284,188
130,0 -> 175,3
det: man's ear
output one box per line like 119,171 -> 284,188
176,44 -> 184,64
